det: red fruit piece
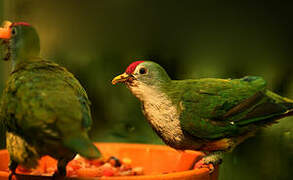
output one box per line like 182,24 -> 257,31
87,158 -> 104,167
102,166 -> 115,176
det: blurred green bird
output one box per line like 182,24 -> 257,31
0,21 -> 101,179
112,61 -> 293,170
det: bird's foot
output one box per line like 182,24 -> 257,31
8,172 -> 16,180
52,156 -> 74,180
194,151 -> 223,173
194,159 -> 215,172
8,160 -> 18,180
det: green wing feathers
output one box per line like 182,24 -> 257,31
179,76 -> 293,139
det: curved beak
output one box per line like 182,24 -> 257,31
112,72 -> 130,85
0,21 -> 12,39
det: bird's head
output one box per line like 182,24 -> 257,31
0,21 -> 40,64
112,61 -> 171,99
112,61 -> 171,86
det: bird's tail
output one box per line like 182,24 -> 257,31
237,90 -> 293,127
266,90 -> 293,117
282,103 -> 293,117
63,134 -> 101,159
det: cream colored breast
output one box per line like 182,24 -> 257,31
128,81 -> 185,144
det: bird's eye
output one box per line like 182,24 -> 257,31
139,67 -> 147,74
11,28 -> 17,36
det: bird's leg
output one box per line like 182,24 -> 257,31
8,160 -> 18,180
52,155 -> 75,180
194,151 -> 223,173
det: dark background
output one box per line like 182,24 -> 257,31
0,1 -> 292,179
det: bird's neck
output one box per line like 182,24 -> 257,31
11,47 -> 40,71
10,38 -> 41,71
127,81 -> 167,102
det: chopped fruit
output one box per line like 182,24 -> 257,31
16,155 -> 143,177
133,167 -> 143,175
121,157 -> 132,170
101,164 -> 115,176
76,167 -> 103,177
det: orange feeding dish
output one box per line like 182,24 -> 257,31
0,143 -> 218,180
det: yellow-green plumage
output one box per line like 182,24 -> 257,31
1,59 -> 100,167
1,59 -> 101,169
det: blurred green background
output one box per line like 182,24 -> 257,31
0,0 -> 292,180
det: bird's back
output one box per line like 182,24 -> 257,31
1,59 -> 99,165
2,59 -> 90,134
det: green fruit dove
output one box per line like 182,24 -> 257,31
112,61 -> 293,171
0,21 -> 101,179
